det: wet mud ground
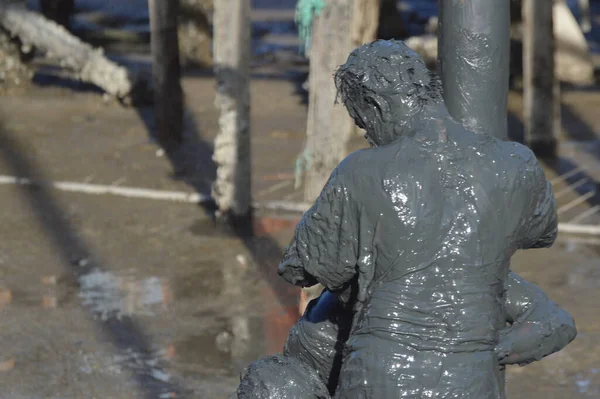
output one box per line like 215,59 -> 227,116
0,1 -> 600,398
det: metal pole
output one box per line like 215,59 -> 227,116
438,0 -> 511,140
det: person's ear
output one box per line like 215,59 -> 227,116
365,93 -> 389,123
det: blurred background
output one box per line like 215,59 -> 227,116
0,0 -> 598,398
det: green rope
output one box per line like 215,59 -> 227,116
295,0 -> 326,54
294,147 -> 312,189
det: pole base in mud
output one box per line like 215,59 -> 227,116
216,210 -> 255,238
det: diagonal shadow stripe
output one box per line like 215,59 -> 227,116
0,122 -> 187,399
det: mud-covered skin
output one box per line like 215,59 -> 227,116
235,273 -> 576,398
236,291 -> 349,399
236,354 -> 330,399
284,290 -> 353,395
277,40 -> 574,399
274,273 -> 575,396
497,272 -> 577,366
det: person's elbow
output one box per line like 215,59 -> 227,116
278,259 -> 318,287
527,214 -> 558,249
558,308 -> 577,348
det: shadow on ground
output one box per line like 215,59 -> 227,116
25,57 -> 304,340
0,120 -> 188,399
136,63 -> 302,330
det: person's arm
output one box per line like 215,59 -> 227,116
495,271 -> 577,366
278,168 -> 361,292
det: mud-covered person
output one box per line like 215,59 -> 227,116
277,40 -> 576,399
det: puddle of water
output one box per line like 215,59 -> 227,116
575,368 -> 600,396
78,268 -> 171,320
577,378 -> 591,393
79,345 -> 173,382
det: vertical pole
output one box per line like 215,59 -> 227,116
522,0 -> 557,157
350,0 -> 382,141
212,0 -> 252,232
40,0 -> 74,29
378,0 -> 406,39
438,3 -> 511,395
297,0 -> 380,313
149,0 -> 184,148
301,0 -> 380,202
352,0 -> 381,47
438,0 -> 511,140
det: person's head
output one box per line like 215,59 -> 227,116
335,40 -> 444,146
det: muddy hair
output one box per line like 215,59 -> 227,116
334,40 -> 443,136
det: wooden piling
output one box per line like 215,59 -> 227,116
377,0 -> 406,39
40,0 -> 74,29
523,0 -> 558,157
212,0 -> 252,232
149,0 -> 184,147
301,0 -> 380,202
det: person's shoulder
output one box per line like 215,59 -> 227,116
336,145 -> 398,177
484,139 -> 541,173
336,147 -> 374,176
489,140 -> 549,195
503,140 -> 538,163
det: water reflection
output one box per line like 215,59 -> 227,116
0,232 -> 301,395
576,368 -> 600,395
168,320 -> 261,375
78,345 -> 176,388
79,269 -> 171,320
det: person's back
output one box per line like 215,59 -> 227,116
274,40 -> 561,399
332,122 -> 556,398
